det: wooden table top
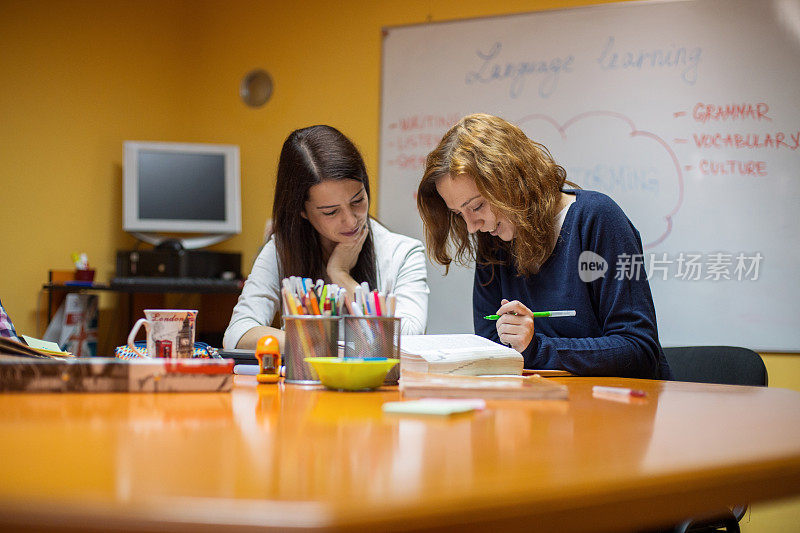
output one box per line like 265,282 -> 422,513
1,376 -> 800,532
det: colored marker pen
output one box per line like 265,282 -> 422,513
592,386 -> 647,398
484,310 -> 576,320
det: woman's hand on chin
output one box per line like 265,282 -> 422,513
326,222 -> 368,287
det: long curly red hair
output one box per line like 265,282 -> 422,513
417,114 -> 577,276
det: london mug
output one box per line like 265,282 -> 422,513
127,309 -> 198,358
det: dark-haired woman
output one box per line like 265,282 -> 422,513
417,114 -> 670,379
224,125 -> 428,349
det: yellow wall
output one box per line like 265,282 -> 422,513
1,0 -> 622,339
1,1 -> 798,529
1,0 -> 197,335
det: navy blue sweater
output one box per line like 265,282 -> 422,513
473,190 -> 672,379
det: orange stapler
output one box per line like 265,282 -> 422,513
254,335 -> 281,384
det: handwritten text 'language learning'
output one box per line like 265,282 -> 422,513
464,38 -> 701,98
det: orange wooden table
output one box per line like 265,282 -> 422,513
1,376 -> 800,532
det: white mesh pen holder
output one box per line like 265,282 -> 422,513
343,316 -> 401,384
284,316 -> 339,384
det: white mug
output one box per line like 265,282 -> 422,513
127,309 -> 198,358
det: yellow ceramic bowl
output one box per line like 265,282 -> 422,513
304,357 -> 399,391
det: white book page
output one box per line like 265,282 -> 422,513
401,334 -> 521,362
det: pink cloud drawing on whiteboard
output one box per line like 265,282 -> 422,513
516,112 -> 684,249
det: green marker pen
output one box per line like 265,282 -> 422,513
484,310 -> 576,320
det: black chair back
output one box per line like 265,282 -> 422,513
663,346 -> 767,387
655,346 -> 767,532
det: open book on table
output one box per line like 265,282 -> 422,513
400,334 -> 524,376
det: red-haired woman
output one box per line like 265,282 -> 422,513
417,114 -> 670,379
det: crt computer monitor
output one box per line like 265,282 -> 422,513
123,141 -> 241,248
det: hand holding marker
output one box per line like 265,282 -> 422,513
482,300 -> 574,352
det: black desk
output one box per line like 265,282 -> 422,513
43,277 -> 243,350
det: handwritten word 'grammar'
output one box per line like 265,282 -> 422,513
693,103 -> 771,124
465,42 -> 574,98
597,36 -> 701,85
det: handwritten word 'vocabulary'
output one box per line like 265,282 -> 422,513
693,132 -> 800,150
597,37 -> 701,85
692,103 -> 771,123
465,42 -> 574,98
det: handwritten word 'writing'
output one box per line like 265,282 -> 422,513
390,114 -> 462,132
465,42 -> 574,98
597,37 -> 701,85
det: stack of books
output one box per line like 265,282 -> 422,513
0,355 -> 233,393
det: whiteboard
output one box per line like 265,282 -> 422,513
378,0 -> 800,351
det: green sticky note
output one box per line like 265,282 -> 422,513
21,335 -> 64,352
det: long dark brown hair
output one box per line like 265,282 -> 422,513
271,125 -> 377,288
417,113 -> 578,276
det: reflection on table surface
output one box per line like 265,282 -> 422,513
1,376 -> 799,532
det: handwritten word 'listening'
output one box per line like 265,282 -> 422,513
465,42 -> 574,98
597,36 -> 701,85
